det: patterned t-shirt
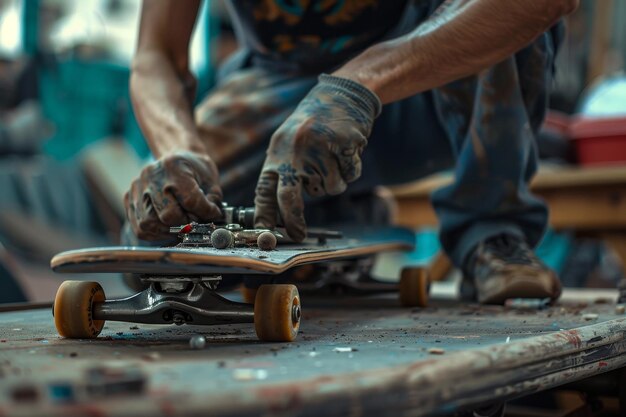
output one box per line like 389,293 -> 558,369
226,0 -> 408,69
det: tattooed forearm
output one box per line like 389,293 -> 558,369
332,0 -> 578,104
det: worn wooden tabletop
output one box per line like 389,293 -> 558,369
1,293 -> 625,417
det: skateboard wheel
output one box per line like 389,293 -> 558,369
257,231 -> 277,251
53,281 -> 105,339
211,228 -> 233,249
240,285 -> 258,304
399,267 -> 429,308
254,284 -> 300,342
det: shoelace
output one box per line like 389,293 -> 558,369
484,234 -> 536,265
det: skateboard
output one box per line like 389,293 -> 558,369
50,226 -> 430,343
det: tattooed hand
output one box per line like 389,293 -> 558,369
254,74 -> 381,242
124,151 -> 223,240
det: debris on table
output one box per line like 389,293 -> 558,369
84,365 -> 146,398
582,313 -> 599,321
142,352 -> 161,362
504,298 -> 551,310
232,369 -> 268,381
189,335 -> 207,350
428,347 -> 445,355
333,347 -> 358,353
11,384 -> 39,404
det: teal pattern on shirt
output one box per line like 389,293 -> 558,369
226,0 -> 408,68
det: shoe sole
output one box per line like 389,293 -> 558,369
478,273 -> 561,305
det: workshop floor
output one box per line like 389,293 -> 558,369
1,291 -> 625,417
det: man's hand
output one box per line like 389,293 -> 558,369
254,75 -> 381,242
125,152 -> 223,240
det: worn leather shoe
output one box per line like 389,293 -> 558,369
464,234 -> 562,305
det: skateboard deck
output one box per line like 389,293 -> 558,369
51,227 -> 415,276
50,226 -> 426,342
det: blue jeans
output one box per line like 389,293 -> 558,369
192,6 -> 562,269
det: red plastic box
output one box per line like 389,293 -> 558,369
569,116 -> 626,166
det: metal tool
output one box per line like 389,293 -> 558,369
169,203 -> 342,249
219,203 -> 343,241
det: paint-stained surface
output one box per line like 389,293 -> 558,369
1,296 -> 625,416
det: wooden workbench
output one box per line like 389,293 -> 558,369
1,293 -> 625,416
389,164 -> 626,264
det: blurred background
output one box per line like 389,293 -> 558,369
0,0 -> 625,304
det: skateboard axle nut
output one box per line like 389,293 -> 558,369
173,311 -> 186,325
291,304 -> 301,324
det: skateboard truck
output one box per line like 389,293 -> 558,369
93,276 -> 255,326
293,258 -> 401,294
53,277 -> 302,342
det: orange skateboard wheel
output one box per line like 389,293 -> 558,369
399,267 -> 429,307
254,284 -> 300,342
53,281 -> 105,339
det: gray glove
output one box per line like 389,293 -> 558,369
254,74 -> 381,241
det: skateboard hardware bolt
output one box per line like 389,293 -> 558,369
189,335 -> 206,349
291,304 -> 301,324
211,228 -> 234,249
172,311 -> 186,325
